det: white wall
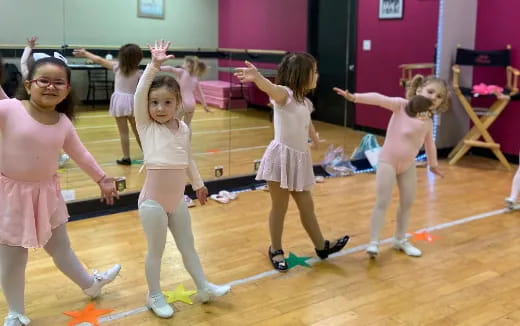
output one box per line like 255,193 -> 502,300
0,0 -> 219,99
436,0 -> 478,148
0,0 -> 218,48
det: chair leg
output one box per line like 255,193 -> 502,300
450,98 -> 511,169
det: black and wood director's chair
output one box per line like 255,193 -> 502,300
448,45 -> 519,170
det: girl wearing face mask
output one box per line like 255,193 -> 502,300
334,74 -> 450,259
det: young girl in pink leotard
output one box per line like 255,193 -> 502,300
160,56 -> 210,127
335,75 -> 450,258
73,44 -> 143,165
134,41 -> 229,319
0,57 -> 121,326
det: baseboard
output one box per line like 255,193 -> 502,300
67,165 -> 352,220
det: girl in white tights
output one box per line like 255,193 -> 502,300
134,41 -> 230,319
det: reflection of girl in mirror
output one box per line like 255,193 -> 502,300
0,35 -> 38,101
234,53 -> 350,272
0,57 -> 121,326
334,74 -> 450,259
160,56 -> 211,127
134,40 -> 229,319
73,44 -> 143,165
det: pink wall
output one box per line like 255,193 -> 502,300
218,0 -> 307,104
473,1 -> 520,155
218,0 -> 307,52
355,0 -> 439,129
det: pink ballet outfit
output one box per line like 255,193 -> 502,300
135,65 -> 204,213
109,63 -> 143,117
354,93 -> 438,174
160,66 -> 202,113
0,99 -> 105,248
256,87 -> 315,191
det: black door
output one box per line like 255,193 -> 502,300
307,0 -> 357,128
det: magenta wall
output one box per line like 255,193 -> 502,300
473,1 -> 520,155
218,0 -> 308,103
218,0 -> 307,51
355,0 -> 439,129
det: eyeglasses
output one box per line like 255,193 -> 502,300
29,78 -> 69,90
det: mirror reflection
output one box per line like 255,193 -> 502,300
0,0 -> 440,202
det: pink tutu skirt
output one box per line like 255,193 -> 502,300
109,91 -> 135,117
0,174 -> 69,248
256,140 -> 315,191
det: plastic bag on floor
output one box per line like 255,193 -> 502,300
321,145 -> 356,177
351,133 -> 380,161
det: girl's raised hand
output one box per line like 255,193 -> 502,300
333,87 -> 356,102
27,36 -> 38,48
148,40 -> 175,68
234,61 -> 261,83
97,176 -> 120,205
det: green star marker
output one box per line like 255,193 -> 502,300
131,159 -> 143,165
286,252 -> 311,269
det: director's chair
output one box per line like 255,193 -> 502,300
448,45 -> 519,170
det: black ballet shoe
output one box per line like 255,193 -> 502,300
268,246 -> 288,272
116,158 -> 132,165
315,235 -> 350,259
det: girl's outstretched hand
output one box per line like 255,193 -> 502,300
333,87 -> 356,102
234,61 -> 261,83
72,48 -> 88,58
98,176 -> 119,205
148,40 -> 175,68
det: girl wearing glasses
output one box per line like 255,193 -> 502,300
0,57 -> 121,326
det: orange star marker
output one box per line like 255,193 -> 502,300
64,302 -> 113,326
412,231 -> 439,243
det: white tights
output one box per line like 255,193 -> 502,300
138,199 -> 207,295
370,162 -> 417,243
0,224 -> 94,314
509,164 -> 520,202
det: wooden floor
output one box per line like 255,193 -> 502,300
4,156 -> 520,325
59,104 -> 378,200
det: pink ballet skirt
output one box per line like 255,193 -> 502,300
256,140 -> 315,191
109,91 -> 135,117
0,174 -> 69,248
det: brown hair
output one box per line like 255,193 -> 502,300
16,57 -> 78,120
149,74 -> 183,109
195,60 -> 207,77
405,95 -> 433,117
275,52 -> 317,102
184,56 -> 207,77
406,74 -> 450,112
118,43 -> 143,77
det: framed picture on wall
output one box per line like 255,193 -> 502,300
138,0 -> 165,19
379,0 -> 404,19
